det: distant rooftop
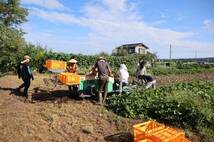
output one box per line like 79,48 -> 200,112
119,42 -> 149,49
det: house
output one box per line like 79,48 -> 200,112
112,43 -> 149,55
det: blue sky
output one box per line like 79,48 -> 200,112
21,0 -> 214,58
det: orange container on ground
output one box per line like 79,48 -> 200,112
45,60 -> 67,70
59,73 -> 81,85
133,121 -> 189,142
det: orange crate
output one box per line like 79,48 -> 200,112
45,60 -> 67,70
133,121 -> 190,142
134,121 -> 165,142
59,73 -> 81,85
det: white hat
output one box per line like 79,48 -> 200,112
21,59 -> 30,64
24,55 -> 31,60
120,64 -> 127,70
68,59 -> 77,63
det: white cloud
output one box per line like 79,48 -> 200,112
23,0 -> 214,58
22,0 -> 65,10
160,13 -> 167,19
176,13 -> 186,21
203,19 -> 214,34
151,19 -> 167,26
31,8 -> 81,24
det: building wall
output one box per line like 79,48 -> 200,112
135,46 -> 147,54
113,45 -> 148,55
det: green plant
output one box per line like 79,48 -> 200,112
106,81 -> 214,141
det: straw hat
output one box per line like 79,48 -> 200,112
97,56 -> 105,61
21,55 -> 31,64
24,55 -> 31,60
21,59 -> 30,64
68,59 -> 77,63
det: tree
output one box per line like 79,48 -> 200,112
0,0 -> 28,73
98,51 -> 109,56
112,48 -> 128,56
0,0 -> 28,27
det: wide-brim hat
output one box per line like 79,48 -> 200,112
97,56 -> 105,61
68,59 -> 77,63
21,59 -> 30,64
24,55 -> 31,60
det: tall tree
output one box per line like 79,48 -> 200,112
0,0 -> 28,73
0,0 -> 28,27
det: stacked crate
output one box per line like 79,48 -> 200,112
133,121 -> 189,142
45,60 -> 67,72
59,73 -> 81,85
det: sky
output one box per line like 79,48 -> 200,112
21,0 -> 214,59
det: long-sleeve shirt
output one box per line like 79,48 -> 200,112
136,65 -> 147,77
21,65 -> 33,80
119,69 -> 129,84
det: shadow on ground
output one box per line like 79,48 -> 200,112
0,87 -> 24,96
104,132 -> 133,142
0,86 -> 99,104
31,87 -> 100,103
32,87 -> 82,102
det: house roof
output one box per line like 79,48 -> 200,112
118,43 -> 149,49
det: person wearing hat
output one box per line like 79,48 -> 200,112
66,59 -> 78,74
118,64 -> 129,94
66,58 -> 79,97
17,55 -> 34,100
91,57 -> 112,105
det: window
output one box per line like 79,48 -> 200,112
138,48 -> 145,54
129,49 -> 134,53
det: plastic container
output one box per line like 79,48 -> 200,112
134,121 -> 165,142
79,75 -> 114,93
133,121 -> 189,142
45,60 -> 67,71
59,73 -> 81,85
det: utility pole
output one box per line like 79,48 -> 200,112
195,49 -> 197,58
169,44 -> 172,60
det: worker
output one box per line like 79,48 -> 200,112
136,59 -> 147,79
16,55 -> 34,101
66,59 -> 78,74
92,57 -> 112,105
118,64 -> 129,94
139,74 -> 156,89
66,59 -> 79,97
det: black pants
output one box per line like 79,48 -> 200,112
19,78 -> 31,97
68,85 -> 79,98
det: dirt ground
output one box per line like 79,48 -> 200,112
156,72 -> 214,86
0,72 -> 214,142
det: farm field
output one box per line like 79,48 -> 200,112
1,0 -> 214,142
0,72 -> 213,142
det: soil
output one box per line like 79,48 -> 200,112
0,72 -> 213,142
156,72 -> 214,86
